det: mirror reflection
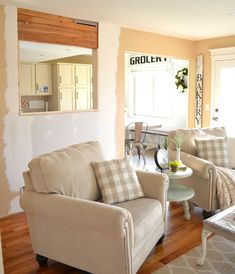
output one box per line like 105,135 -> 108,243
19,40 -> 96,113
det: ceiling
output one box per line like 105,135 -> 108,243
4,0 -> 235,40
19,41 -> 92,63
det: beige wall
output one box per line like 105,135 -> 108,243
1,2 -> 235,217
0,5 -> 19,217
116,29 -> 235,157
116,28 -> 196,157
0,4 -> 120,217
195,36 -> 235,126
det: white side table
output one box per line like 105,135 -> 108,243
165,168 -> 194,220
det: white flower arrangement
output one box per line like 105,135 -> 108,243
175,68 -> 188,93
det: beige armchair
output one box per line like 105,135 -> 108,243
168,127 -> 231,218
20,141 -> 168,274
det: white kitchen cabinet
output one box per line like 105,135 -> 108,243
59,88 -> 75,111
50,63 -> 92,111
19,63 -> 35,95
35,64 -> 52,95
75,64 -> 92,110
75,64 -> 92,87
56,63 -> 75,111
75,88 -> 90,110
58,63 -> 75,88
19,63 -> 52,96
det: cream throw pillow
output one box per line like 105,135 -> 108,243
91,158 -> 144,204
195,137 -> 229,167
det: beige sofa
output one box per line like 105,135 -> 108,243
168,127 -> 232,217
20,141 -> 168,274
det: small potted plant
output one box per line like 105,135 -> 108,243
169,160 -> 181,172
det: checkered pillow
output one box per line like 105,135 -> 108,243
195,137 -> 229,167
91,158 -> 144,204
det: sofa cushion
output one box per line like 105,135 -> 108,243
28,141 -> 104,200
195,137 -> 229,167
116,198 -> 163,245
202,126 -> 227,137
168,128 -> 208,155
91,158 -> 144,204
169,127 -> 228,156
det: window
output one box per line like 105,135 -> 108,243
132,68 -> 174,118
18,8 -> 98,114
125,53 -> 189,128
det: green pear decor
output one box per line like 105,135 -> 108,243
169,160 -> 181,172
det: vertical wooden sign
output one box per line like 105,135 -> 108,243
195,55 -> 203,128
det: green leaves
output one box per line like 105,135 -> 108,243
173,132 -> 184,149
175,67 -> 188,93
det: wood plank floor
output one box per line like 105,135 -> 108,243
0,202 -> 203,274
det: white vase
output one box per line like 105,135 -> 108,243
176,148 -> 182,163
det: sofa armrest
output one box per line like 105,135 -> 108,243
135,170 -> 168,217
228,137 -> 235,168
20,190 -> 133,242
180,151 -> 216,179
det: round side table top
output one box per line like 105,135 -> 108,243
165,167 -> 193,179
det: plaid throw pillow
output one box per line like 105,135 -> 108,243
91,158 -> 144,204
195,137 -> 229,167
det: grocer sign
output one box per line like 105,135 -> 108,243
129,55 -> 169,65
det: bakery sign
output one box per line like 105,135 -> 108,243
129,55 -> 170,65
195,54 -> 203,128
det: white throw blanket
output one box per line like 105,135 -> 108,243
216,167 -> 235,210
